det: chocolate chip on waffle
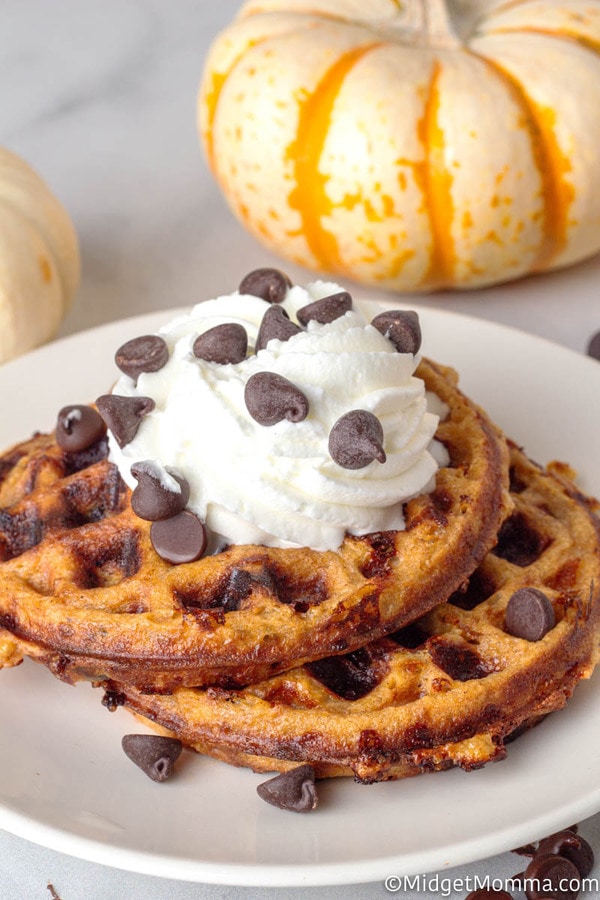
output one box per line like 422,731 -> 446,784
0,359 -> 510,690
107,443 -> 600,782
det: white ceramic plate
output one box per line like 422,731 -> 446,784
1,307 -> 599,887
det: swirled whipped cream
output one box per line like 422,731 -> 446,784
106,276 -> 447,552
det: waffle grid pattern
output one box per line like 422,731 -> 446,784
111,444 -> 600,782
0,360 -> 511,690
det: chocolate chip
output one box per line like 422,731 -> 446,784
371,310 -> 422,354
505,587 -> 555,641
255,306 -> 302,352
121,734 -> 182,782
56,405 -> 107,452
244,372 -> 309,425
150,510 -> 208,564
587,331 -> 600,361
193,323 -> 247,364
537,830 -> 594,877
115,335 -> 169,380
130,461 -> 190,521
296,291 -> 352,326
96,395 -> 155,448
328,410 -> 386,469
523,853 -> 580,899
256,765 -> 318,812
239,268 -> 291,304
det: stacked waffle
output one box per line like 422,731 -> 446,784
1,274 -> 599,803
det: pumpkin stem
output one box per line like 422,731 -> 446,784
396,0 -> 461,48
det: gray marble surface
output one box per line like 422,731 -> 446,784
1,2 -> 600,898
4,817 -> 600,900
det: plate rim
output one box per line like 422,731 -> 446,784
1,305 -> 600,886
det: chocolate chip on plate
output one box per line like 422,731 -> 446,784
150,510 -> 208,564
96,395 -> 155,448
244,372 -> 309,425
193,323 -> 248,364
371,310 -> 422,354
255,306 -> 302,352
130,461 -> 190,521
256,764 -> 318,812
329,410 -> 386,469
523,853 -> 581,899
55,405 -> 107,452
505,587 -> 555,642
587,330 -> 600,361
121,734 -> 182,782
537,830 -> 594,877
296,291 -> 352,326
115,335 -> 169,381
239,268 -> 291,304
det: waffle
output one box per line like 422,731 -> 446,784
0,359 -> 510,690
106,444 -> 600,783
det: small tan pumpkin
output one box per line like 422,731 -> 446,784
199,0 -> 600,292
0,148 -> 80,363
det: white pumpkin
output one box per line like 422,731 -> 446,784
0,148 -> 80,363
199,0 -> 600,292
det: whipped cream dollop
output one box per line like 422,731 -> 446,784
107,279 -> 447,552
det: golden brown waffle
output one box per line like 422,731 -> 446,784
107,444 -> 600,783
0,359 -> 510,690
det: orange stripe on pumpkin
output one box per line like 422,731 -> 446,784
478,57 -> 574,272
286,43 -> 382,273
418,60 -> 456,289
202,35 -> 275,173
203,70 -> 229,172
39,257 -> 53,284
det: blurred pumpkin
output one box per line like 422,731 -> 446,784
199,0 -> 600,292
0,148 -> 80,363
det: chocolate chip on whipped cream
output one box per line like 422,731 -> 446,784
130,460 -> 190,521
150,510 -> 208,564
96,394 -> 155,448
115,334 -> 169,381
297,290 -> 352,326
256,764 -> 318,812
239,267 -> 291,304
244,371 -> 309,426
121,733 -> 182,782
104,276 -> 444,551
371,310 -> 422,355
55,405 -> 106,452
329,410 -> 386,470
255,305 -> 302,351
193,322 -> 247,365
